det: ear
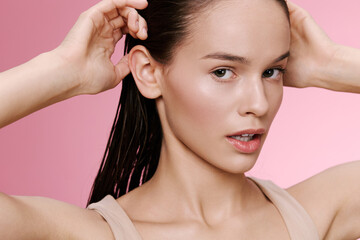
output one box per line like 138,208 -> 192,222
128,46 -> 162,99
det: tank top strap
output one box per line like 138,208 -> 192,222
87,195 -> 143,240
249,177 -> 320,240
88,179 -> 319,240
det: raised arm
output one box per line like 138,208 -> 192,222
0,0 -> 148,129
0,0 -> 148,238
285,2 -> 360,239
0,192 -> 115,240
284,1 -> 360,93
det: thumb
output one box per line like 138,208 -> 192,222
115,54 -> 131,82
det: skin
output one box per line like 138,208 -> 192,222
0,0 -> 148,128
1,0 -> 360,239
285,1 -> 360,93
124,0 -> 291,238
124,0 -> 360,239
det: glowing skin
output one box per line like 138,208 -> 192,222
156,1 -> 289,175
123,0 -> 291,235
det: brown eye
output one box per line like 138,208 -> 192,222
263,69 -> 275,78
212,69 -> 233,80
262,68 -> 284,79
214,69 -> 226,77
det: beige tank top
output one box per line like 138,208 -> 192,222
87,177 -> 319,240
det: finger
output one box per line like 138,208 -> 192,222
118,6 -> 148,39
115,55 -> 131,81
112,0 -> 148,10
122,14 -> 147,39
109,15 -> 126,29
106,8 -> 119,20
118,7 -> 136,24
286,1 -> 298,14
286,1 -> 303,11
121,25 -> 130,35
286,1 -> 309,18
113,28 -> 124,43
124,26 -> 139,39
96,0 -> 148,16
136,15 -> 147,40
124,9 -> 139,33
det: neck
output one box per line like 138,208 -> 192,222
144,137 -> 259,226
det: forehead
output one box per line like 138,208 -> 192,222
178,0 -> 290,63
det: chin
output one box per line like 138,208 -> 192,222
213,154 -> 260,175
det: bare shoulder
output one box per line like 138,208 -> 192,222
0,193 -> 114,240
286,160 -> 360,239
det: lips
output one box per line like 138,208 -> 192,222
227,128 -> 266,137
226,128 -> 265,153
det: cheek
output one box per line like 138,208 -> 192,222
162,73 -> 224,129
266,82 -> 283,118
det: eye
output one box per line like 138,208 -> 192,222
211,69 -> 235,81
262,68 -> 285,79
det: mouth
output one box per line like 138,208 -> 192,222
227,128 -> 265,139
228,134 -> 259,142
226,129 -> 265,153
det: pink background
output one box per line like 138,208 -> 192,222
1,0 -> 360,208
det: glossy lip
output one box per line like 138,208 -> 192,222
227,128 -> 266,137
226,128 -> 266,154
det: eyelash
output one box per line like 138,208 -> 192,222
263,67 -> 286,80
211,67 -> 286,82
211,68 -> 236,82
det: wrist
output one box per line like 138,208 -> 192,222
311,43 -> 360,92
311,42 -> 340,89
45,48 -> 83,99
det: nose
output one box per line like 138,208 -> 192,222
237,77 -> 269,117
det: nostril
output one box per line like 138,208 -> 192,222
245,111 -> 257,115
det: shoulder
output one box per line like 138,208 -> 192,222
0,193 -> 114,240
286,160 -> 360,239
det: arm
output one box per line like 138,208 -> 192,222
0,0 -> 148,129
0,51 -> 80,128
0,192 -> 113,240
317,45 -> 360,93
0,0 -> 149,236
0,193 -> 43,240
285,2 -> 360,238
284,1 -> 360,93
288,161 -> 360,239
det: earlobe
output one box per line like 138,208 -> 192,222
128,46 -> 162,99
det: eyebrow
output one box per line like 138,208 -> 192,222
273,51 -> 290,63
201,51 -> 290,64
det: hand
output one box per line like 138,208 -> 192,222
53,0 -> 148,95
284,1 -> 338,88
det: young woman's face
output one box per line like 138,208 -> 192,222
156,0 -> 290,173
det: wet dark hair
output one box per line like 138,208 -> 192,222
87,0 -> 290,206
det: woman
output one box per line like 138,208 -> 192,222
0,0 -> 360,239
